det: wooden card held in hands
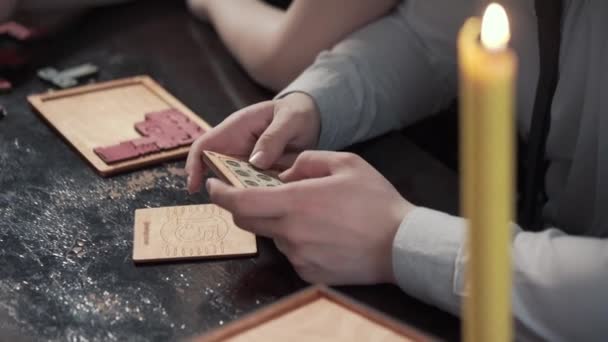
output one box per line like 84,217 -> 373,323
202,151 -> 283,188
133,204 -> 257,263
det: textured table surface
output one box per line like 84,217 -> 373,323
0,1 -> 460,341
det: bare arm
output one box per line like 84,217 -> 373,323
192,0 -> 399,91
268,0 -> 400,89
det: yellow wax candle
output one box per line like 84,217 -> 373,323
458,4 -> 516,342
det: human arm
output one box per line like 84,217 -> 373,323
188,0 -> 399,91
206,150 -> 415,285
186,1 -> 474,188
393,207 -> 608,341
278,1 -> 475,150
185,92 -> 322,193
206,149 -> 608,341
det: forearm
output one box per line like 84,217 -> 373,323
279,2 -> 471,150
271,0 -> 399,88
202,0 -> 399,91
204,0 -> 285,88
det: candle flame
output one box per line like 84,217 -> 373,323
481,3 -> 510,52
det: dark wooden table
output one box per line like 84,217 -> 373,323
0,1 -> 460,341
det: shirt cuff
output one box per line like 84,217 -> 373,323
275,56 -> 357,151
392,207 -> 466,315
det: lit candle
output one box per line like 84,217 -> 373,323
458,3 -> 516,342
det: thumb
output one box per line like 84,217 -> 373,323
249,105 -> 297,169
278,151 -> 337,182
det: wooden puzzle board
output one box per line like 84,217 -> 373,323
133,204 -> 257,263
228,298 -> 410,341
27,76 -> 211,176
196,286 -> 431,342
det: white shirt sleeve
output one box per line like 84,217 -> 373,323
394,207 -> 608,342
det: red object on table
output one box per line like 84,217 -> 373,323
0,21 -> 36,41
93,109 -> 204,164
0,78 -> 12,92
1,21 -> 40,80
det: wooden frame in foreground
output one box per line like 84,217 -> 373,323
193,285 -> 435,341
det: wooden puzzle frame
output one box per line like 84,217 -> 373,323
28,75 -> 211,176
194,285 -> 434,341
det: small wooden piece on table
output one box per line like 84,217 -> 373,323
133,204 -> 257,263
37,63 -> 99,89
202,151 -> 283,188
193,285 -> 433,342
27,75 -> 211,176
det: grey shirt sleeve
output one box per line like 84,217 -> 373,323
278,2 -> 472,150
394,207 -> 608,342
277,1 -> 608,339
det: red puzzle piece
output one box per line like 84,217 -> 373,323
0,22 -> 36,41
0,78 -> 12,93
93,109 -> 204,164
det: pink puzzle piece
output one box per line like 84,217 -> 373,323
0,22 -> 35,41
93,109 -> 204,164
94,137 -> 160,164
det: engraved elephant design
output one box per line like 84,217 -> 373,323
160,205 -> 230,253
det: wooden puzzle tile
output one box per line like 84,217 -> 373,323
133,204 -> 257,263
143,109 -> 204,140
154,135 -> 182,150
94,137 -> 161,164
202,151 -> 284,188
132,136 -> 161,155
94,109 -> 204,164
94,141 -> 140,164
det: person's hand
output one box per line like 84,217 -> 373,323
185,92 -> 321,194
206,151 -> 416,285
